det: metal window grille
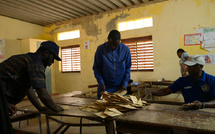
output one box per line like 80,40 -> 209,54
122,36 -> 153,71
61,45 -> 81,72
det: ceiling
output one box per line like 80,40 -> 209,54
0,0 -> 166,26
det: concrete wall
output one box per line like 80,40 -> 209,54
1,0 -> 215,101
43,0 -> 215,95
0,15 -> 44,58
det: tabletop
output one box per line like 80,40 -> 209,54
16,94 -> 215,133
113,103 -> 215,132
17,96 -> 97,117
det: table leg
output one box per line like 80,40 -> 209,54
61,125 -> 70,133
138,87 -> 140,97
38,115 -> 42,134
105,120 -> 115,134
46,114 -> 50,134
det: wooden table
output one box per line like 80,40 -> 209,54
17,94 -> 215,134
17,96 -> 114,134
114,103 -> 215,134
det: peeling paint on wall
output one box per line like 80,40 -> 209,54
106,13 -> 130,32
82,18 -> 101,37
48,27 -> 60,35
95,13 -> 104,20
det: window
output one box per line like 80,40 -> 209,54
118,16 -> 153,31
57,30 -> 80,41
61,45 -> 81,72
121,36 -> 154,71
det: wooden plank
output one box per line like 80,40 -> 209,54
88,84 -> 98,88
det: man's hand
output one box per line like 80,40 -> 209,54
142,91 -> 153,101
142,88 -> 172,100
141,88 -> 159,101
55,105 -> 64,112
182,101 -> 202,110
38,106 -> 49,112
100,85 -> 106,94
8,103 -> 17,116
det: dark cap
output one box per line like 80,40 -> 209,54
108,30 -> 121,41
40,41 -> 61,61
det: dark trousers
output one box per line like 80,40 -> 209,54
0,81 -> 14,134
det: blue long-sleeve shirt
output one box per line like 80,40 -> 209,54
93,42 -> 131,97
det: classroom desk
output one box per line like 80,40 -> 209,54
141,80 -> 174,98
142,80 -> 174,87
114,103 -> 215,134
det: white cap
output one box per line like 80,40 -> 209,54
184,55 -> 205,66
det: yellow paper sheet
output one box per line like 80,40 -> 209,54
130,95 -> 138,104
94,112 -> 109,118
61,105 -> 70,110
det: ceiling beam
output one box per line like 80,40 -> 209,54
87,0 -> 112,11
0,0 -> 163,26
0,0 -> 61,23
109,0 -> 125,8
0,7 -> 53,25
53,0 -> 89,16
64,0 -> 97,15
120,0 -> 133,6
142,0 -> 150,3
29,0 -> 75,19
131,0 -> 142,4
98,0 -> 118,10
75,0 -> 104,13
17,0 -> 71,20
40,0 -> 84,18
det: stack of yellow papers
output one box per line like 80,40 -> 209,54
80,92 -> 149,118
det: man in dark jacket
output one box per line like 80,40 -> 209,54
0,41 -> 64,133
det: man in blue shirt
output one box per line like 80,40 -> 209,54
93,30 -> 131,98
143,55 -> 215,110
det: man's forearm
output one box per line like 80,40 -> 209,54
27,88 -> 43,111
94,69 -> 105,85
122,68 -> 131,87
152,88 -> 172,96
39,95 -> 57,112
36,88 -> 58,112
205,100 -> 215,108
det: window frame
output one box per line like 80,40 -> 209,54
57,30 -> 80,41
118,16 -> 153,32
61,45 -> 81,73
121,36 -> 154,72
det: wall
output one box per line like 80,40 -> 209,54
43,0 -> 215,94
0,15 -> 44,58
